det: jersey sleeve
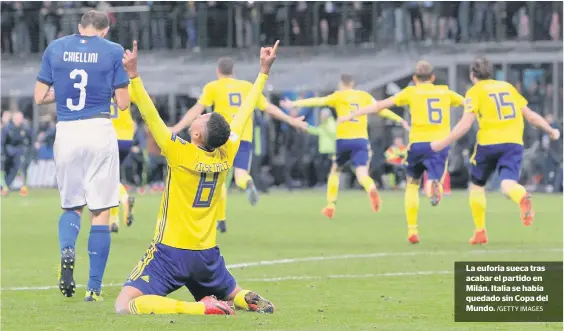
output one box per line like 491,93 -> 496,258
112,46 -> 129,89
37,44 -> 54,85
129,77 -> 179,163
197,83 -> 215,107
256,93 -> 269,111
464,88 -> 480,114
511,86 -> 528,109
393,87 -> 412,107
449,90 -> 465,107
230,73 -> 268,138
293,94 -> 333,108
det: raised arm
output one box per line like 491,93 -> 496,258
231,41 -> 279,136
122,41 -> 171,152
264,102 -> 308,131
171,103 -> 206,133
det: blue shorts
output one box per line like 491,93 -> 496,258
124,243 -> 237,301
334,138 -> 370,168
233,141 -> 252,171
118,140 -> 134,164
471,143 -> 523,186
405,142 -> 449,180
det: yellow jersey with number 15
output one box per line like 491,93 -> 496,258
198,77 -> 269,143
129,73 -> 267,250
393,83 -> 464,143
111,84 -> 136,141
464,79 -> 527,146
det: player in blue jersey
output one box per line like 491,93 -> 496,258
34,10 -> 130,302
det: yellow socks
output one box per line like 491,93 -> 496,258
235,173 -> 252,190
119,184 -> 129,225
357,176 -> 376,193
234,290 -> 251,310
506,184 -> 527,205
326,172 -> 340,205
405,183 -> 420,235
109,206 -> 119,226
217,183 -> 227,221
469,189 -> 486,230
129,295 -> 205,315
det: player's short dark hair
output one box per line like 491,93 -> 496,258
471,56 -> 492,80
217,57 -> 235,76
80,10 -> 110,31
415,60 -> 433,81
204,113 -> 231,150
340,74 -> 355,86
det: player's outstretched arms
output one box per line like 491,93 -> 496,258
281,96 -> 329,110
231,40 -> 279,136
122,41 -> 170,150
431,112 -> 475,152
171,103 -> 206,134
522,106 -> 560,140
339,96 -> 395,123
264,103 -> 308,131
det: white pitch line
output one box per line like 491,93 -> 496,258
1,248 -> 560,291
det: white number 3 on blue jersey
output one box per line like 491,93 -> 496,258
67,69 -> 88,111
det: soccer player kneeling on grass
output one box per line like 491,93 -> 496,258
114,40 -> 276,315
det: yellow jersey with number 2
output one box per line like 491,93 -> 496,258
198,77 -> 269,143
464,79 -> 528,146
130,73 -> 267,250
393,83 -> 464,143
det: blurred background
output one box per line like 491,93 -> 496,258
1,1 -> 562,194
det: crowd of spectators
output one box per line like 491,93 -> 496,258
0,1 -> 562,193
1,1 -> 562,55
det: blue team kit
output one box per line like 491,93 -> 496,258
334,138 -> 370,168
405,142 -> 450,181
37,34 -> 129,122
125,243 -> 237,301
470,143 -> 524,186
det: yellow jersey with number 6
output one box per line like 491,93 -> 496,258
464,79 -> 527,146
111,85 -> 136,141
198,77 -> 269,142
393,83 -> 464,143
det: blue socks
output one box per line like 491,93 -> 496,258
58,211 -> 81,252
87,225 -> 111,293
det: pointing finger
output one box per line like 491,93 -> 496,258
132,40 -> 138,55
272,40 -> 279,54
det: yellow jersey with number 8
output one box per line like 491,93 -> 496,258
198,77 -> 269,142
393,83 -> 464,143
464,79 -> 528,146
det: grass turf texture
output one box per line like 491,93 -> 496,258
1,189 -> 562,331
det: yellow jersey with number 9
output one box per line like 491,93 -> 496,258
464,79 -> 527,145
198,77 -> 269,142
325,89 -> 375,140
111,85 -> 136,141
393,83 -> 464,143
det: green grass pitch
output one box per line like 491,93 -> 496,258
1,189 -> 562,331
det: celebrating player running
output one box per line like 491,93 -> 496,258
34,10 -> 130,301
430,56 -> 560,245
115,40 -> 277,315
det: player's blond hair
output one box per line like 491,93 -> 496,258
414,61 -> 433,81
